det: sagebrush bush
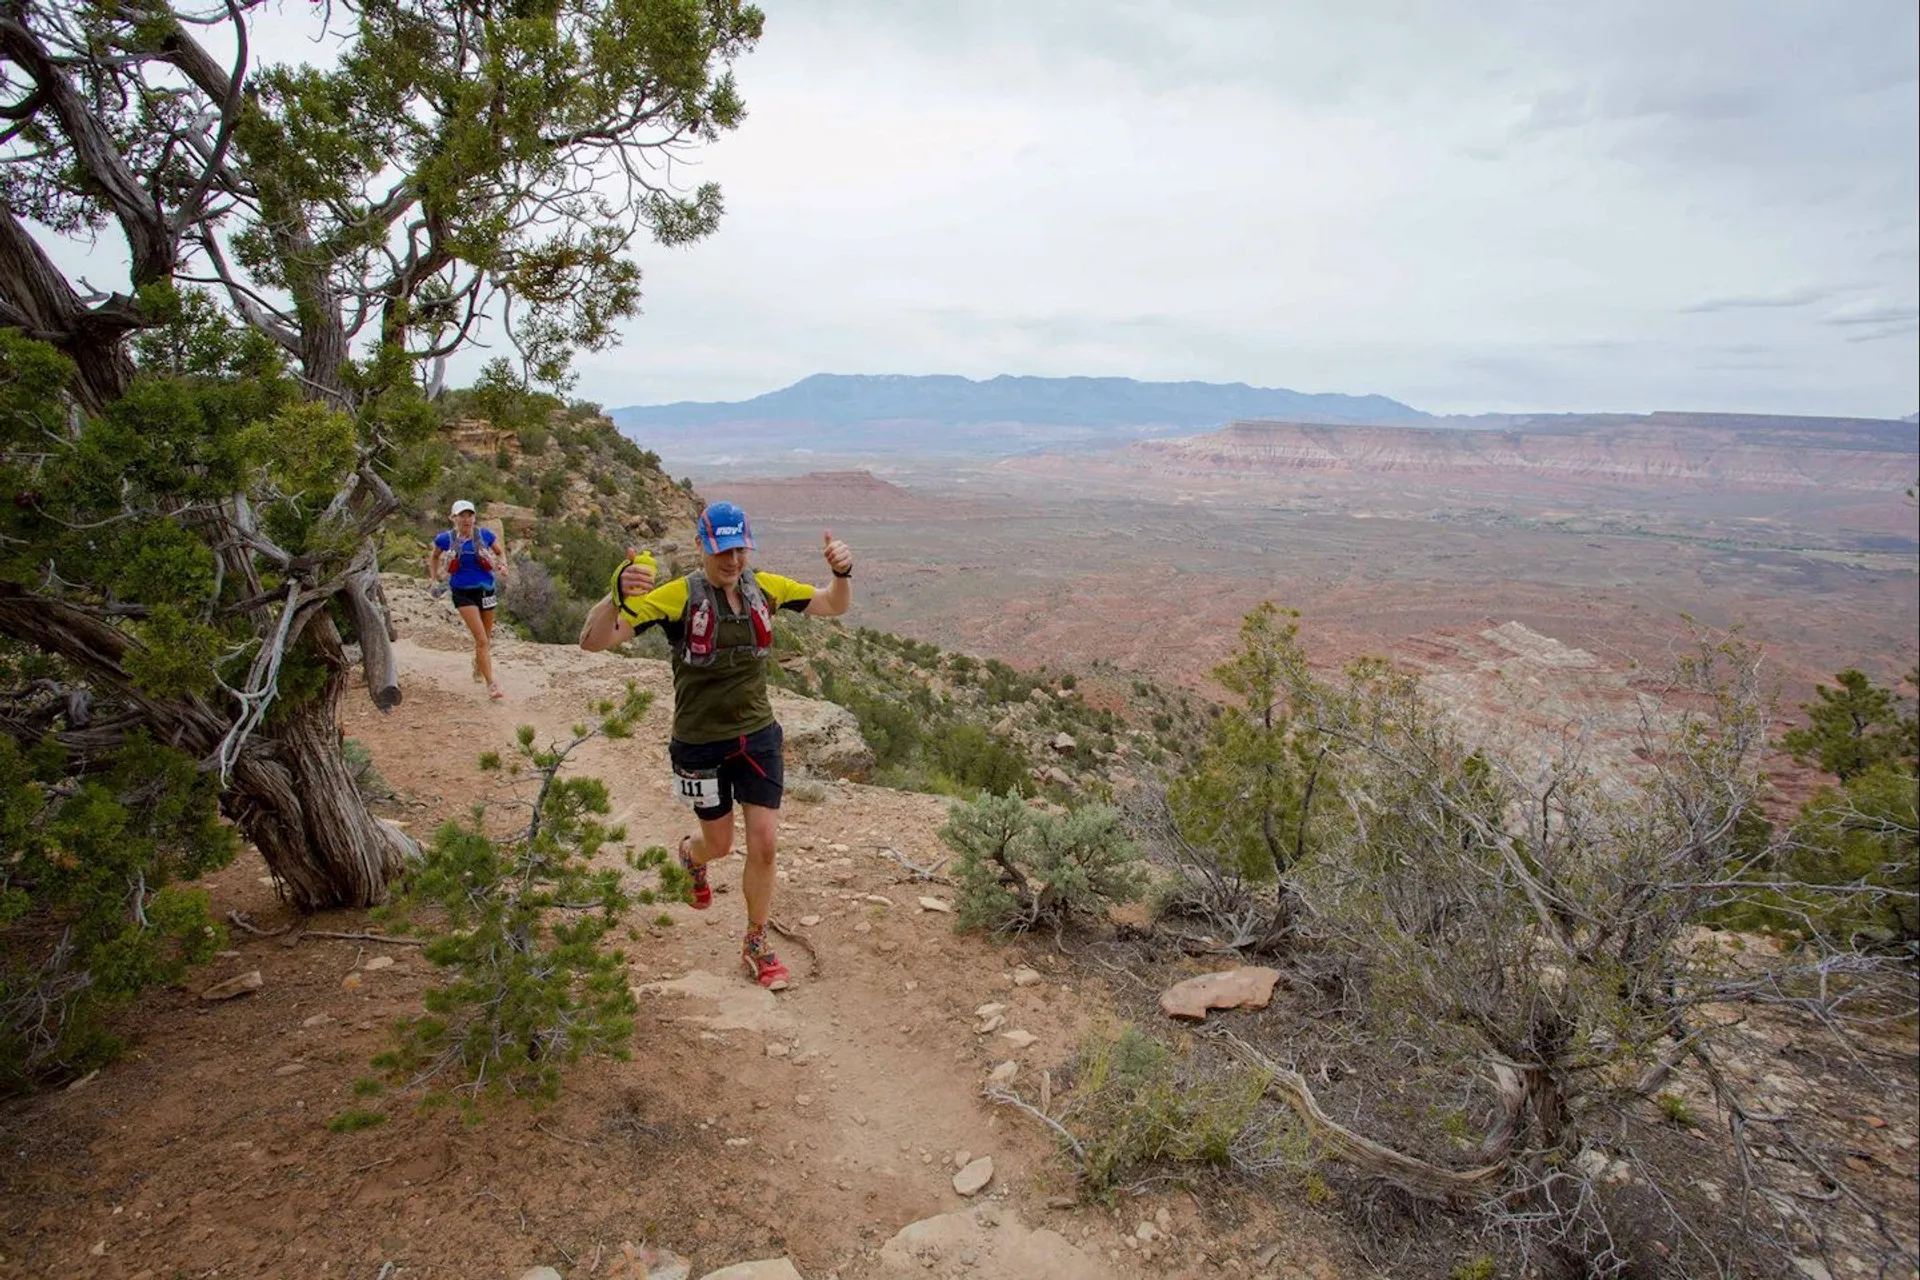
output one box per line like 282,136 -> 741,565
1061,1024 -> 1277,1196
943,791 -> 1144,933
500,556 -> 587,645
341,737 -> 393,801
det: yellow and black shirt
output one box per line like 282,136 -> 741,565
622,572 -> 815,744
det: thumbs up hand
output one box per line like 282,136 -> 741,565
822,530 -> 852,577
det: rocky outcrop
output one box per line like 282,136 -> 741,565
771,690 -> 875,782
440,408 -> 703,546
1404,620 -> 1675,797
444,416 -> 521,463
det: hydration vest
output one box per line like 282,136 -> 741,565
443,528 -> 495,575
681,569 -> 773,667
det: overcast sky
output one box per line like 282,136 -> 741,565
565,0 -> 1917,417
42,2 -> 1917,418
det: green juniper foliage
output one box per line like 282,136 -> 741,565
1782,668 -> 1917,783
0,311 -> 426,914
1725,667 -> 1919,948
1168,603 -> 1336,885
0,720 -> 233,1093
372,687 -> 688,1109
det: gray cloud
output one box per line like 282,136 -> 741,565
1840,320 -> 1920,344
1682,287 -> 1845,314
1823,301 -> 1920,327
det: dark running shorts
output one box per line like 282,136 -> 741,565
450,586 -> 496,612
670,722 -> 784,820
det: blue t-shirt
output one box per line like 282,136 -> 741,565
435,527 -> 499,591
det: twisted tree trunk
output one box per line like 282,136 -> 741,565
226,678 -> 410,909
1212,1030 -> 1510,1201
0,583 -> 413,909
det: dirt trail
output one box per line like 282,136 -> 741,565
0,589 -> 1241,1279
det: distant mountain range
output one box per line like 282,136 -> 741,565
610,373 -> 1916,462
613,373 -> 1427,431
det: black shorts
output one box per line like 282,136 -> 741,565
450,586 -> 496,611
670,722 -> 784,820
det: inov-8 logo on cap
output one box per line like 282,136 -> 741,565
697,501 -> 755,553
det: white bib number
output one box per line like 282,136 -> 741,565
673,769 -> 720,807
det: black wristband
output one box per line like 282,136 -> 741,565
832,566 -> 853,579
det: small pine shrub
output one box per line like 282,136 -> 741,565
930,724 -> 1030,798
373,687 -> 674,1110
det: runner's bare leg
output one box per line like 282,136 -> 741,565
740,802 -> 778,927
457,604 -> 495,687
690,810 -> 736,866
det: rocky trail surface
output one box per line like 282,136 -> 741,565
0,580 -> 1321,1280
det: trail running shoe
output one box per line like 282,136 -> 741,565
743,929 -> 790,991
678,836 -> 712,910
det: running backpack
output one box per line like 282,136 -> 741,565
681,569 -> 773,667
444,527 -> 495,575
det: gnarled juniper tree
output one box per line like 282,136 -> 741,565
0,0 -> 763,916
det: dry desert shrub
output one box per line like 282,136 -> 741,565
1118,618 -> 1917,1278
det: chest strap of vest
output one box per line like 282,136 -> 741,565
683,569 -> 774,666
445,529 -> 494,575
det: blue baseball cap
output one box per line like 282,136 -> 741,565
696,501 -> 755,554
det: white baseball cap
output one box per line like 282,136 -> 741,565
449,500 -> 476,516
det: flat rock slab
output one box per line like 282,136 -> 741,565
637,970 -> 793,1035
877,1207 -> 1110,1280
697,1260 -> 804,1280
1158,966 -> 1281,1022
201,970 -> 263,1001
952,1155 -> 994,1196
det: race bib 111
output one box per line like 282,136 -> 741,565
673,768 -> 720,807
